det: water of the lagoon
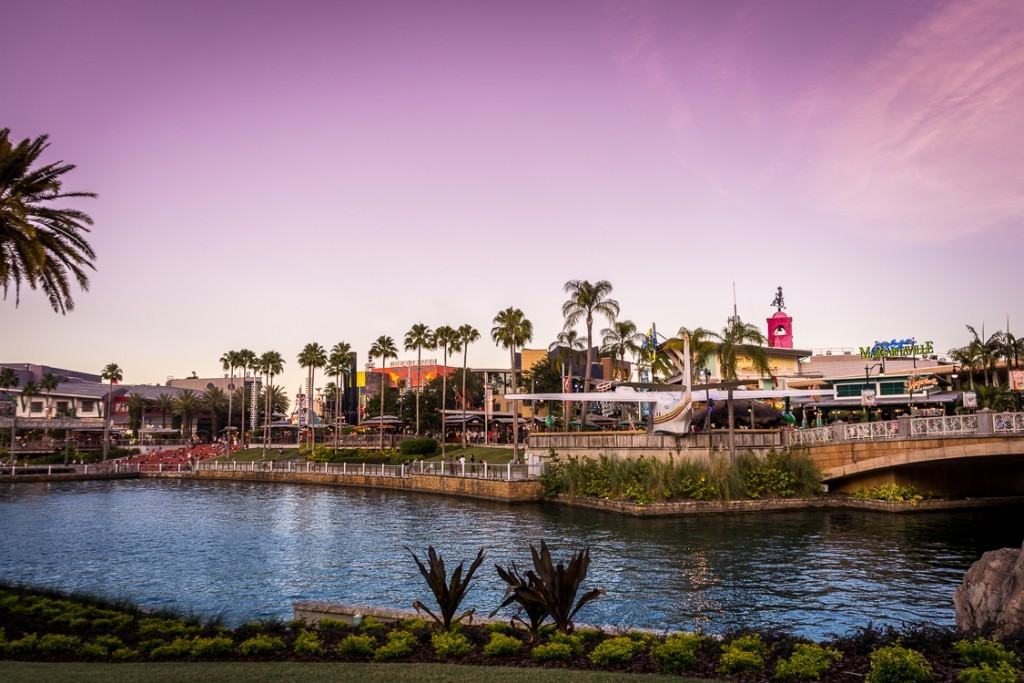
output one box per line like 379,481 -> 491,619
0,479 -> 1019,639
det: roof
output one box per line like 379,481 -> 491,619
792,391 -> 960,408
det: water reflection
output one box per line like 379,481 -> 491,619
0,480 -> 1019,638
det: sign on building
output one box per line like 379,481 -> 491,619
859,338 -> 935,359
1011,370 -> 1024,392
963,392 -> 978,409
484,387 -> 493,420
860,389 -> 876,407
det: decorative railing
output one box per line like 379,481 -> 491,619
529,430 -> 783,451
197,459 -> 536,481
910,414 -> 979,437
790,427 -> 833,446
843,421 -> 900,441
994,412 -> 1024,433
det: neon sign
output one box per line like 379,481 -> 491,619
859,338 -> 934,359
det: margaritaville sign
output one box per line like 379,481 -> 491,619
859,337 -> 935,359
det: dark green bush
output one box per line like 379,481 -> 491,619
358,616 -> 388,637
775,642 -> 843,680
718,633 -> 768,674
866,644 -> 933,683
483,632 -> 522,657
431,630 -> 473,658
398,617 -> 432,638
111,647 -> 140,661
4,634 -> 40,656
400,437 -> 439,456
77,642 -> 108,659
954,638 -> 1020,669
316,618 -> 350,640
238,634 -> 285,657
38,633 -> 81,655
651,632 -> 703,673
547,632 -> 583,656
337,634 -> 376,659
374,630 -> 418,661
148,637 -> 193,660
589,636 -> 641,666
532,641 -> 574,662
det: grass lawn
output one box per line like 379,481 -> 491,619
0,662 -> 714,683
425,446 -> 515,463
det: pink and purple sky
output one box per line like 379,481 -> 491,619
2,0 -> 1022,391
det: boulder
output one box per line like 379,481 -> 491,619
954,540 -> 1024,638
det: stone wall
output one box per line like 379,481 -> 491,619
147,469 -> 543,503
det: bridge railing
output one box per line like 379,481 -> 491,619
910,414 -> 979,437
196,459 -> 535,481
994,412 -> 1024,433
790,410 -> 1024,446
843,421 -> 900,441
790,426 -> 834,446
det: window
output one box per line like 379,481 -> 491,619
836,383 -> 871,398
879,381 -> 906,396
57,401 -> 69,411
30,401 -> 44,413
80,400 -> 95,413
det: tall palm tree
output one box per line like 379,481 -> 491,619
369,336 -> 398,449
155,392 -> 174,430
549,329 -> 585,427
220,350 -> 240,444
457,324 -> 480,448
710,317 -> 769,459
1003,331 -> 1023,370
561,280 -> 619,425
327,342 -> 351,451
601,320 -> 643,381
266,385 -> 289,417
297,343 -> 327,451
259,351 -> 284,455
0,367 -> 19,454
235,349 -> 257,446
491,307 -> 533,463
434,325 -> 461,457
38,372 -> 59,440
126,392 -> 148,436
100,363 -> 122,460
0,128 -> 97,314
658,326 -> 716,383
404,324 -> 435,435
202,387 -> 228,442
173,389 -> 199,442
965,325 -> 1004,387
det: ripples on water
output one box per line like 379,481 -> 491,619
0,480 -> 1019,638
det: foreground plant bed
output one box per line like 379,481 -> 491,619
1,585 -> 1022,682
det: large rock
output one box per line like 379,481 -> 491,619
954,540 -> 1024,638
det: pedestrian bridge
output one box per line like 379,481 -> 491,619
793,412 -> 1024,495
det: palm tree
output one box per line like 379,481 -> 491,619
100,363 -> 122,460
267,385 -> 290,417
601,320 -> 643,381
220,350 -> 240,444
458,324 -> 481,449
369,336 -> 398,449
434,325 -> 461,457
38,372 -> 59,440
965,326 -> 1004,387
297,343 -> 327,451
404,324 -> 435,436
710,318 -> 769,459
561,280 -> 619,425
549,329 -> 585,427
327,342 -> 351,451
155,392 -> 174,430
126,392 -> 148,436
1003,331 -> 1023,370
491,307 -> 533,463
258,351 -> 284,455
657,326 -> 716,383
235,349 -> 257,446
173,389 -> 199,442
0,128 -> 97,314
1,367 -> 19,454
202,387 -> 228,442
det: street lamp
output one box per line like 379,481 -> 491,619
864,360 -> 886,420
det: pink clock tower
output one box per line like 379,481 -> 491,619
767,286 -> 793,349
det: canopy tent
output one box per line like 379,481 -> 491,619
691,399 -> 784,429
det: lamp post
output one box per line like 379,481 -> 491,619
864,360 -> 886,420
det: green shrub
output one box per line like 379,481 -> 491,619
432,630 -> 473,659
532,641 -> 574,662
484,621 -> 515,635
5,634 -> 40,656
111,647 -> 140,661
148,637 -> 193,660
866,644 -> 933,683
93,635 -> 124,650
400,437 -> 439,456
651,632 -> 703,673
957,662 -> 1021,683
719,633 -> 768,674
483,632 -> 522,657
291,630 -> 323,657
590,636 -> 641,666
374,630 -> 418,661
191,636 -> 235,659
576,627 -> 604,645
954,638 -> 1020,669
138,638 -> 167,654
238,634 -> 285,657
853,484 -> 924,505
776,643 -> 843,680
138,617 -> 191,638
77,642 -> 109,659
358,616 -> 388,637
91,615 -> 133,633
548,632 -> 584,656
337,634 -> 376,659
317,618 -> 350,639
399,617 -> 433,637
38,633 -> 81,656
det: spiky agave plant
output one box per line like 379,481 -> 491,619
406,546 -> 485,630
498,541 -> 604,634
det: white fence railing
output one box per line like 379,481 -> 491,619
994,412 -> 1024,433
910,414 -> 979,437
790,427 -> 834,446
791,412 -> 1024,445
843,421 -> 900,441
197,459 -> 536,481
